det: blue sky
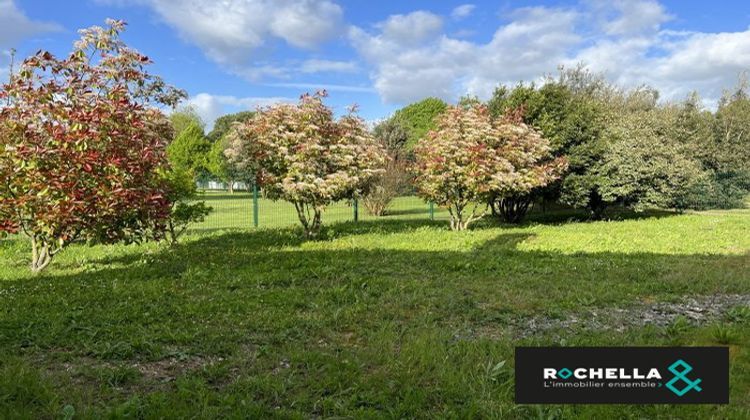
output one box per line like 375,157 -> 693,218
2,0 -> 750,128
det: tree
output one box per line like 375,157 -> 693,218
170,106 -> 204,138
712,78 -> 750,195
666,93 -> 746,210
207,136 -> 238,193
207,111 -> 255,143
487,70 -> 608,218
161,168 -> 212,244
0,20 -> 185,272
596,106 -> 706,210
413,104 -> 565,230
362,119 -> 411,216
206,111 -> 255,192
167,121 -> 211,181
393,97 -> 447,149
226,92 -> 386,237
371,118 -> 409,155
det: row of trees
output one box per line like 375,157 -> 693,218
2,20 -> 748,271
484,67 -> 750,219
182,66 -> 750,235
357,67 -> 750,225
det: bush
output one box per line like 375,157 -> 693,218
674,171 -> 750,210
362,159 -> 412,216
162,169 -> 212,244
0,20 -> 184,272
414,104 -> 566,231
226,92 -> 386,237
362,119 -> 412,216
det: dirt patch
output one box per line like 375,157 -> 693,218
130,354 -> 222,383
512,294 -> 750,338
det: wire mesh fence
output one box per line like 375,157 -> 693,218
188,187 -> 446,233
188,186 -> 750,234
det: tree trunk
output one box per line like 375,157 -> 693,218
589,191 -> 607,220
493,194 -> 533,224
294,201 -> 323,238
30,236 -> 54,273
227,179 -> 234,194
448,202 -> 486,231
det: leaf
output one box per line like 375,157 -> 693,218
62,405 -> 75,420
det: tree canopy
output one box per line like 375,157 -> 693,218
0,19 -> 185,272
226,92 -> 386,237
414,104 -> 565,230
392,97 -> 448,149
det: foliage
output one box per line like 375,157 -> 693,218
170,106 -> 205,139
362,159 -> 412,217
392,97 -> 447,149
226,92 -> 386,237
487,70 -> 607,217
674,171 -> 750,210
596,105 -> 706,210
206,111 -> 256,192
713,78 -> 750,175
664,84 -> 750,210
484,66 -> 748,217
207,136 -> 239,192
371,118 -> 409,156
161,169 -> 212,244
0,19 -> 185,272
206,111 -> 255,143
362,119 -> 412,216
166,121 -> 211,181
414,104 -> 566,230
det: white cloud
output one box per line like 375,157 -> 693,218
0,0 -> 61,46
300,59 -> 358,73
350,6 -> 579,103
451,4 -> 475,20
0,1 -> 61,84
264,82 -> 375,93
598,0 -> 672,36
349,2 -> 750,107
377,11 -> 443,46
107,0 -> 343,66
182,93 -> 295,129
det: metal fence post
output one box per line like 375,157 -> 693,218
353,198 -> 359,222
429,201 -> 434,221
253,183 -> 259,228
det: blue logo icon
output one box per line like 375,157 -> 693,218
557,368 -> 573,379
666,359 -> 702,396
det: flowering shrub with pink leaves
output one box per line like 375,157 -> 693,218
226,92 -> 386,237
414,104 -> 567,230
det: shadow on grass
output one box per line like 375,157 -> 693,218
498,207 -> 681,227
377,207 -> 431,217
1,225 -> 749,417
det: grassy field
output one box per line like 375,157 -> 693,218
1,196 -> 750,418
190,191 -> 443,232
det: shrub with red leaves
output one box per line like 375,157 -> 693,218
0,20 -> 186,272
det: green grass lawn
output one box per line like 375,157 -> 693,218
1,197 -> 750,418
190,191 -> 444,232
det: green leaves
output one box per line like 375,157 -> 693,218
0,19 -> 183,271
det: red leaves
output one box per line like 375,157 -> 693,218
0,20 -> 180,250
